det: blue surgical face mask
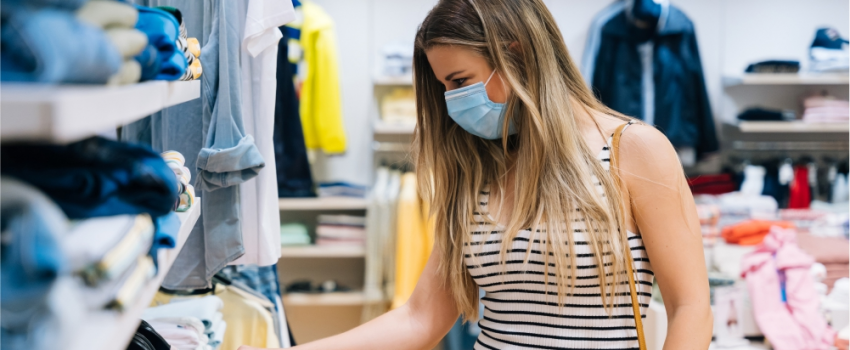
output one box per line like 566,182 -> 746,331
444,70 -> 517,139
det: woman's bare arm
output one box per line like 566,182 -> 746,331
618,124 -> 713,349
239,248 -> 460,350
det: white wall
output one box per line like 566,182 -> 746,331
309,0 -> 849,185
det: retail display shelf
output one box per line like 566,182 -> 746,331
283,291 -> 382,306
66,201 -> 201,350
373,75 -> 413,86
722,73 -> 849,86
278,197 -> 369,211
280,245 -> 366,258
1,80 -> 201,143
736,121 -> 849,133
374,121 -> 416,135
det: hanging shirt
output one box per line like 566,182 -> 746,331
232,0 -> 296,267
292,1 -> 347,154
124,0 -> 263,289
392,173 -> 434,308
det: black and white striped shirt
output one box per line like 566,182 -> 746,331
464,139 -> 654,350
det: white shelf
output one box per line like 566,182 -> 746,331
736,121 -> 849,133
374,121 -> 415,135
723,73 -> 849,86
67,201 -> 201,350
373,75 -> 413,86
280,245 -> 365,258
278,197 -> 369,211
1,80 -> 200,143
283,291 -> 382,306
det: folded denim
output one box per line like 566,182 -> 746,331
134,5 -> 186,81
1,0 -> 88,11
0,7 -> 122,83
0,177 -> 68,332
0,137 -> 179,219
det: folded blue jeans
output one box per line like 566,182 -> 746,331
0,137 -> 179,219
0,177 -> 68,346
0,8 -> 122,83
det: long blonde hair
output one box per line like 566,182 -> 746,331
413,0 -> 636,321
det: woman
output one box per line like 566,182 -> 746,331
243,0 -> 712,348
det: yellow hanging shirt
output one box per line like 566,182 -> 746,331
392,173 -> 435,308
300,1 -> 347,154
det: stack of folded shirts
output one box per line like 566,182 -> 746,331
696,204 -> 720,245
162,151 -> 195,212
802,95 -> 849,123
721,220 -> 794,245
143,296 -> 226,350
315,215 -> 366,247
63,214 -> 157,311
317,182 -> 368,198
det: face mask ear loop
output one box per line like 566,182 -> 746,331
484,69 -> 497,87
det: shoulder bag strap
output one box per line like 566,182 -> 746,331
609,121 -> 647,350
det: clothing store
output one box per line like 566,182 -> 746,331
1,0 -> 848,350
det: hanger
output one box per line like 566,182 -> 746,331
628,0 -> 663,29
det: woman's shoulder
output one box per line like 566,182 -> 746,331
616,123 -> 684,183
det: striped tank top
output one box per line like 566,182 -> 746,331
464,134 -> 654,350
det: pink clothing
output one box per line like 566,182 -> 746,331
741,226 -> 836,350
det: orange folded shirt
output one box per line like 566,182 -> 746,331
721,220 -> 795,245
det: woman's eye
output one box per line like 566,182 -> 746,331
453,78 -> 467,87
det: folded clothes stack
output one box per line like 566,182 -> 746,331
161,151 -> 195,212
76,0 -> 148,85
802,94 -> 849,123
0,0 -> 189,84
722,220 -> 795,245
144,295 -> 226,350
317,182 -> 368,198
315,215 -> 367,247
155,7 -> 202,81
0,137 -> 188,349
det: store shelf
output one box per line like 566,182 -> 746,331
67,201 -> 201,350
1,80 -> 200,143
280,245 -> 366,258
278,197 -> 369,211
736,121 -> 849,133
283,291 -> 382,306
723,73 -> 849,86
374,121 -> 415,135
373,75 -> 413,86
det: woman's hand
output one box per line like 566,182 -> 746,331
238,249 -> 459,350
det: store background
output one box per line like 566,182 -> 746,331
310,0 -> 849,185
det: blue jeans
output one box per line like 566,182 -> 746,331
0,7 -> 121,83
0,137 -> 179,219
0,178 -> 68,349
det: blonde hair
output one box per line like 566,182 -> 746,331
413,0 -> 636,321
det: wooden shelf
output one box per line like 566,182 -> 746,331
283,291 -> 382,306
66,201 -> 201,350
374,121 -> 415,135
373,75 -> 413,86
280,245 -> 365,258
723,73 -> 849,87
736,121 -> 849,133
278,197 -> 368,211
1,80 -> 200,143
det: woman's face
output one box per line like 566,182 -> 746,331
425,45 -> 510,103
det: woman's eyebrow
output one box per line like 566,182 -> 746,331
444,70 -> 465,81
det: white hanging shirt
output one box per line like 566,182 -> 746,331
232,0 -> 296,267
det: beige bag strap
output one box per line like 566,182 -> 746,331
609,121 -> 647,350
